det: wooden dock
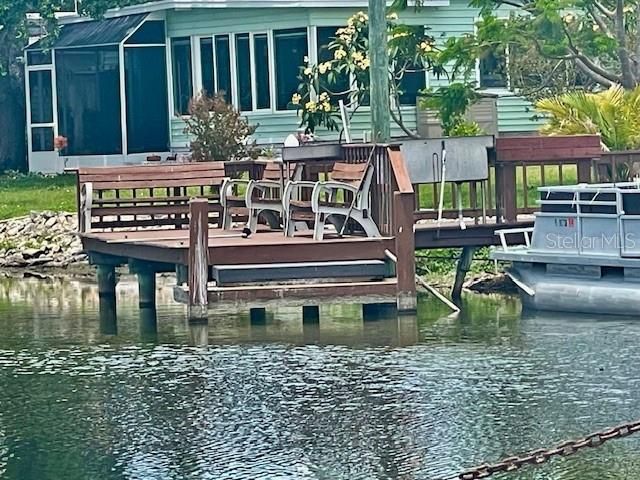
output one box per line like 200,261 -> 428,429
75,135 -> 602,323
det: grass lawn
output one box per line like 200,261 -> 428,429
0,163 -> 579,221
0,174 -> 77,220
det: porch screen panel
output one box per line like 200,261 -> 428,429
29,70 -> 53,124
200,38 -> 215,95
274,28 -> 308,110
215,35 -> 232,103
253,34 -> 271,109
125,46 -> 170,153
32,127 -> 54,152
55,46 -> 122,156
171,37 -> 192,115
235,34 -> 252,111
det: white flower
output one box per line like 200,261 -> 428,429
303,67 -> 313,76
305,100 -> 317,112
303,55 -> 309,63
387,12 -> 398,20
291,93 -> 302,105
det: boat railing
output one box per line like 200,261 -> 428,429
496,182 -> 640,258
494,227 -> 535,252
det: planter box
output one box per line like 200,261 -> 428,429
281,142 -> 342,162
416,94 -> 499,138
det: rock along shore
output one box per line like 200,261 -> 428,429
0,212 -> 87,269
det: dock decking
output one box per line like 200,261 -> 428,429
76,136 -> 604,322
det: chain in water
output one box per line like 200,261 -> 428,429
436,419 -> 640,480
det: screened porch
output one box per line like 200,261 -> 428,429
25,14 -> 170,172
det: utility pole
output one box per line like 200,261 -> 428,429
369,0 -> 390,142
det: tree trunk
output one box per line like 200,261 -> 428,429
0,74 -> 27,172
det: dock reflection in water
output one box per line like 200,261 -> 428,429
0,274 -> 640,480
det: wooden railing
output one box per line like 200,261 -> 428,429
301,135 -> 603,237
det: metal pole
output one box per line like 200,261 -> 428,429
369,0 -> 390,143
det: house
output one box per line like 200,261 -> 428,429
24,0 -> 541,173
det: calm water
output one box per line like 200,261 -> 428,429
0,274 -> 640,480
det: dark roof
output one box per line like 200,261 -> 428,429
27,14 -> 147,50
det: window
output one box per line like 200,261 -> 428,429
479,47 -> 508,89
253,33 -> 271,109
317,27 -> 351,103
215,35 -> 232,103
274,28 -> 308,110
29,70 -> 53,124
171,37 -> 193,115
125,46 -> 170,153
125,20 -> 165,45
27,50 -> 52,66
56,47 -> 122,155
235,33 -> 253,111
398,68 -> 426,105
200,38 -> 215,95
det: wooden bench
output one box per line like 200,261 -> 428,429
72,162 -> 228,232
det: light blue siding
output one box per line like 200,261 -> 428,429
166,0 -> 541,148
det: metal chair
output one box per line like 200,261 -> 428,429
283,162 -> 380,240
222,161 -> 284,230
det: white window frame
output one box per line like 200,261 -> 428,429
474,16 -> 511,94
250,31 -> 273,113
25,54 -> 58,157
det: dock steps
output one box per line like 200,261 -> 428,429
175,278 -> 398,307
210,259 -> 389,285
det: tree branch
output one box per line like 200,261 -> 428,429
615,0 -> 636,87
561,22 -> 623,84
593,0 -> 615,19
586,6 -> 612,37
575,57 -> 615,87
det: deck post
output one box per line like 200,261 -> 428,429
99,298 -> 118,335
176,264 -> 188,285
302,305 -> 320,323
137,270 -> 156,309
393,191 -> 417,313
577,159 -> 593,183
499,163 -> 517,224
140,307 -> 158,338
363,302 -> 397,320
452,246 -> 476,300
188,198 -> 210,321
97,264 -> 117,334
250,308 -> 267,324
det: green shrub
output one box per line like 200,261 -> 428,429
536,84 -> 640,151
184,92 -> 259,162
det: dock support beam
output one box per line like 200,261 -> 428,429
452,246 -> 476,300
250,308 -> 267,325
97,264 -> 117,335
137,270 -> 156,309
302,306 -> 320,323
188,199 -> 209,321
393,191 -> 417,313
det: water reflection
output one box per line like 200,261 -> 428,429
0,274 -> 639,480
